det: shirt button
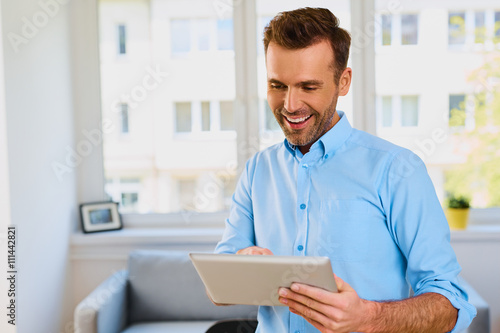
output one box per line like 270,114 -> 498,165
324,154 -> 329,159
297,245 -> 304,251
300,204 -> 306,210
302,164 -> 308,169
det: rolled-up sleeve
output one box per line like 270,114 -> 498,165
382,149 -> 477,331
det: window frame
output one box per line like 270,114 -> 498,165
73,0 -> 497,229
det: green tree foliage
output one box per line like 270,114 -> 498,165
445,55 -> 500,207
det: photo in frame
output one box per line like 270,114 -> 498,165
79,201 -> 122,233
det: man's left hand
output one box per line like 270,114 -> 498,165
278,274 -> 377,333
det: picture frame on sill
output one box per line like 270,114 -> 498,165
79,201 -> 122,233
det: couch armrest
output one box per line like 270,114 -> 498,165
74,270 -> 128,333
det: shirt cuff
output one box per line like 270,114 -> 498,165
415,286 -> 477,332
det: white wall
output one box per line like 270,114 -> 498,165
0,0 -> 76,332
0,1 -> 15,331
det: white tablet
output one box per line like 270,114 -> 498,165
189,253 -> 337,306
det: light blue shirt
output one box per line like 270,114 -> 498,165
215,112 -> 476,332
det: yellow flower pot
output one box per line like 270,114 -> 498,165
445,208 -> 470,230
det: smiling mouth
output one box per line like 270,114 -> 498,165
285,115 -> 312,124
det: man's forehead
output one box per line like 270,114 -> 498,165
266,40 -> 335,83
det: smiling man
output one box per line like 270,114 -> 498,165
215,7 -> 476,333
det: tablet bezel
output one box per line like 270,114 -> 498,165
189,253 -> 337,306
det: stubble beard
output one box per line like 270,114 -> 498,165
274,98 -> 338,148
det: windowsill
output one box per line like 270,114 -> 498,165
71,227 -> 226,246
450,224 -> 500,241
69,224 -> 500,248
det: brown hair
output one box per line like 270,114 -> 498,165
263,7 -> 351,83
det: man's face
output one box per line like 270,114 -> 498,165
266,40 -> 351,153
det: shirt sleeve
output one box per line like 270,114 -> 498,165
381,149 -> 477,332
214,155 -> 257,254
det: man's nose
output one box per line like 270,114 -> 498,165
284,88 -> 303,113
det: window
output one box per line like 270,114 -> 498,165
197,19 -> 211,51
378,14 -> 418,46
381,96 -> 393,127
495,11 -> 500,43
175,102 -> 192,133
401,14 -> 418,45
376,95 -> 419,128
120,103 -> 129,134
171,19 -> 191,54
449,94 -> 466,127
118,24 -> 126,54
217,19 -> 234,51
376,1 -> 500,208
201,101 -> 211,131
121,192 -> 138,208
381,14 -> 392,45
219,101 -> 234,131
95,0 -> 355,217
474,12 -> 486,44
91,1 -> 499,222
449,12 -> 466,45
105,178 -> 141,212
448,10 -> 500,46
401,96 -> 419,127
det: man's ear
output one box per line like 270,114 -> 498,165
338,67 -> 352,96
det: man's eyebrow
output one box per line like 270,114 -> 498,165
297,80 -> 323,87
267,78 -> 285,85
267,79 -> 324,87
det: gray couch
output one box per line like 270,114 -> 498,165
74,250 -> 258,333
74,250 -> 490,333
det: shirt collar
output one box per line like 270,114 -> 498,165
283,110 -> 352,158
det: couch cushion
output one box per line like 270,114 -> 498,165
121,321 -> 215,333
128,250 -> 258,323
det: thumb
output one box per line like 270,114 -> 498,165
334,273 -> 354,292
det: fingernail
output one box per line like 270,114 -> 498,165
291,284 -> 299,291
279,297 -> 288,304
278,288 -> 287,297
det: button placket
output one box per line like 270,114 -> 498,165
295,157 -> 314,256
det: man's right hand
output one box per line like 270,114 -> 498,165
236,246 -> 274,255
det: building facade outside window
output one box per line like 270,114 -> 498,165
118,24 -> 127,54
97,0 -> 500,216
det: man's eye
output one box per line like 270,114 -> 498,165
303,87 -> 317,91
270,84 -> 285,89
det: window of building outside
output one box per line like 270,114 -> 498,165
376,0 -> 500,209
120,103 -> 129,133
448,12 -> 466,45
378,12 -> 418,46
98,0 -> 499,219
118,24 -> 127,54
401,14 -> 418,45
97,0 -> 353,217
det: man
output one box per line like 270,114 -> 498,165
214,7 -> 476,332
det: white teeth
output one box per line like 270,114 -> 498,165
286,115 -> 311,123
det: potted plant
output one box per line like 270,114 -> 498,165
444,195 -> 470,230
